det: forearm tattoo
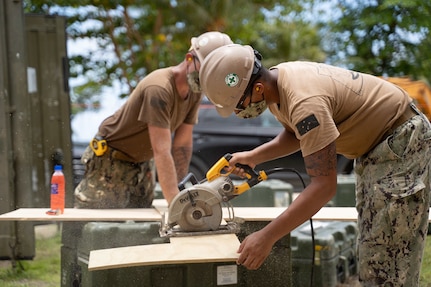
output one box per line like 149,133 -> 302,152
304,142 -> 337,177
172,146 -> 193,181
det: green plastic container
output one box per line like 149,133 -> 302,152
290,221 -> 358,287
155,179 -> 294,207
327,174 -> 356,207
230,179 -> 293,207
62,220 -> 291,287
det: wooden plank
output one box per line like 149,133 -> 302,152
2,207 -> 431,222
155,199 -> 358,222
230,206 -> 431,222
228,207 -> 358,221
227,207 -> 286,221
0,208 -> 162,222
313,207 -> 358,221
152,199 -> 168,214
88,233 -> 240,271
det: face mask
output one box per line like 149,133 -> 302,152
187,70 -> 201,93
235,99 -> 267,119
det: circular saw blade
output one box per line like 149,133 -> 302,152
177,200 -> 222,232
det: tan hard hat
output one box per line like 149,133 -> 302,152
199,44 -> 255,117
190,31 -> 233,63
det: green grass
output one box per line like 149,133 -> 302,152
421,235 -> 431,286
0,230 -> 61,287
1,229 -> 431,286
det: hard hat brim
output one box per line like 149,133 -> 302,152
215,105 -> 235,118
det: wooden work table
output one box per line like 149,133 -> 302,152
1,202 -> 430,271
1,201 -> 431,222
0,207 -> 162,222
0,205 -> 360,222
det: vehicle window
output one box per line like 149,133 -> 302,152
198,102 -> 282,128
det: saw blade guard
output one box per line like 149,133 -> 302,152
168,176 -> 234,232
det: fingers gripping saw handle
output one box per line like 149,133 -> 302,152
205,153 -> 268,196
234,163 -> 268,195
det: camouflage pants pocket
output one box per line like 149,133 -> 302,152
74,147 -> 155,208
355,115 -> 431,286
357,183 -> 429,287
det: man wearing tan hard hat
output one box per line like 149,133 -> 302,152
199,43 -> 431,286
74,32 -> 233,209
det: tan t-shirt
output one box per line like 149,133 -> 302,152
98,67 -> 202,162
269,62 -> 411,159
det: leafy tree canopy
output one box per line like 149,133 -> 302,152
23,0 -> 322,114
25,0 -> 431,113
320,0 -> 431,81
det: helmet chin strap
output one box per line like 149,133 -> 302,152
186,55 -> 202,94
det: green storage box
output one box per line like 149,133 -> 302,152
61,245 -> 81,287
290,221 -> 358,287
155,179 -> 294,207
236,221 -> 291,287
62,220 -> 291,287
327,174 -> 356,207
230,179 -> 293,207
77,221 -> 168,286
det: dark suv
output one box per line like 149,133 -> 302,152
189,101 -> 353,191
72,101 -> 353,192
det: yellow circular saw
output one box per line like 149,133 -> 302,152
159,154 -> 269,237
167,176 -> 233,232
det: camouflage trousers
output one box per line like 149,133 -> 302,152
355,111 -> 431,286
74,146 -> 156,208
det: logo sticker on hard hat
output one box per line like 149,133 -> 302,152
225,73 -> 239,87
198,37 -> 209,47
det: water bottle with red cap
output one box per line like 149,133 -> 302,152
47,165 -> 65,215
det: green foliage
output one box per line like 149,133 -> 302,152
23,0 -> 431,114
0,230 -> 61,287
321,0 -> 431,81
23,0 -> 322,115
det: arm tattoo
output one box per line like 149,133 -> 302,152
172,146 -> 193,181
304,142 -> 337,178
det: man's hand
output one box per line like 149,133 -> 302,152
226,151 -> 257,178
236,230 -> 274,270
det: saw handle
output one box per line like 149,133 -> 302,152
206,153 -> 268,195
234,163 -> 268,195
205,153 -> 233,182
235,163 -> 259,180
178,172 -> 199,191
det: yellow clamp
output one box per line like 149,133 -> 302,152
90,136 -> 108,156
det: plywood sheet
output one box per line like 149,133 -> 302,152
230,207 -> 431,222
88,233 -> 240,271
2,207 -> 430,223
228,207 -> 286,221
313,207 -> 358,221
230,207 -> 359,221
152,199 -> 168,214
0,208 -> 162,222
